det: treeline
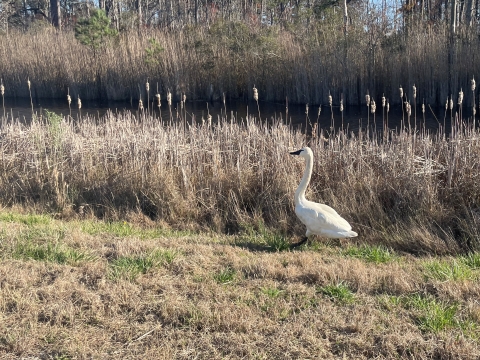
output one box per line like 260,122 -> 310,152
0,0 -> 479,106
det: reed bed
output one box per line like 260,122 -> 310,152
0,107 -> 479,254
0,20 -> 479,106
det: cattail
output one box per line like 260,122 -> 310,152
471,77 -> 476,92
77,97 -> 82,109
328,93 -> 332,107
382,95 -> 385,108
413,84 -> 416,99
405,101 -> 411,117
422,103 -> 425,113
167,92 -> 172,106
27,78 -> 31,91
449,98 -> 453,110
145,80 -> 150,93
253,86 -> 258,102
445,99 -> 448,110
67,94 -> 71,106
458,88 -> 464,105
0,83 -> 4,96
365,94 -> 370,107
370,99 -> 376,113
474,107 -> 477,115
318,106 -> 321,117
399,85 -> 403,99
305,103 -> 309,115
139,99 -> 144,111
387,101 -> 390,113
340,99 -> 343,112
182,93 -> 186,103
155,93 -> 161,107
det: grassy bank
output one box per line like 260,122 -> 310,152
0,107 -> 479,253
0,18 -> 479,106
0,211 -> 479,358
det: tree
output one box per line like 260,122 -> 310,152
74,9 -> 118,52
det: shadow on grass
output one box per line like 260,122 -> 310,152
231,222 -> 292,252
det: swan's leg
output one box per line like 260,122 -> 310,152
290,236 -> 309,249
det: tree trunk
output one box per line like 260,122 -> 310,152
50,0 -> 61,28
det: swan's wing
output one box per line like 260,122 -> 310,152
296,201 -> 353,233
296,205 -> 327,226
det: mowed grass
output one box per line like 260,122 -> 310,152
0,210 -> 480,359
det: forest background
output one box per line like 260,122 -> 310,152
0,0 -> 479,107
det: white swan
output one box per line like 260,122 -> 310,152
289,147 -> 357,248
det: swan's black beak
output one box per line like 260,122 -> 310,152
290,149 -> 302,156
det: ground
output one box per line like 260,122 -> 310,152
0,211 -> 479,359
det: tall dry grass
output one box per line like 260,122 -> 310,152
0,105 -> 479,254
0,19 -> 479,106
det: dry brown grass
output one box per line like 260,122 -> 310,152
0,212 -> 479,359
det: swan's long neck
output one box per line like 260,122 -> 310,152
295,153 -> 313,206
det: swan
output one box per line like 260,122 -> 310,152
289,147 -> 357,249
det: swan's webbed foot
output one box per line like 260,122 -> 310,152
290,236 -> 309,249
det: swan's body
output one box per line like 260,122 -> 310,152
290,147 -> 357,248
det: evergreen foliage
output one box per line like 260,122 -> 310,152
74,9 -> 118,51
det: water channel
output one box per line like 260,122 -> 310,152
0,96 -> 469,134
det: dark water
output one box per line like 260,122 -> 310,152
0,97 -> 468,133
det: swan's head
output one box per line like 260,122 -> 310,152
289,147 -> 313,159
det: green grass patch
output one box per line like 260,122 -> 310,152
342,244 -> 395,263
108,249 -> 177,281
0,212 -> 52,226
403,294 -> 458,333
81,220 -> 192,239
261,286 -> 284,298
317,282 -> 355,304
13,241 -> 95,265
423,259 -> 476,281
237,222 -> 291,252
213,267 -> 236,284
460,253 -> 480,269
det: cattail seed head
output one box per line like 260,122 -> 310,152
365,94 -> 370,106
387,101 -> 390,113
145,80 -> 149,92
370,99 -> 376,113
182,93 -> 186,103
27,78 -> 31,91
253,86 -> 258,102
399,86 -> 403,99
167,92 -> 172,106
328,94 -> 332,107
305,103 -> 309,115
382,95 -> 385,107
318,106 -> 321,116
139,99 -> 144,110
474,107 -> 477,115
155,93 -> 161,107
340,99 -> 343,112
77,97 -> 82,109
405,101 -> 411,117
449,98 -> 453,110
445,99 -> 448,110
0,83 -> 4,96
472,77 -> 476,92
67,94 -> 71,106
413,84 -> 416,99
458,89 -> 464,105
422,103 -> 425,113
